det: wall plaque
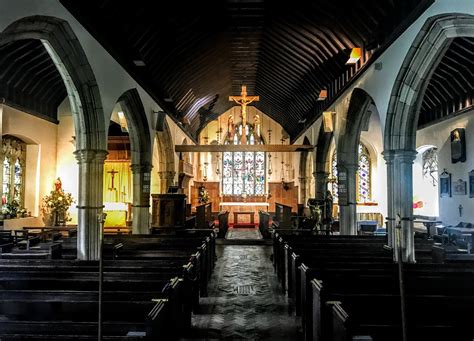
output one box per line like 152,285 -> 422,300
439,170 -> 451,198
337,167 -> 348,206
451,128 -> 466,163
453,179 -> 467,195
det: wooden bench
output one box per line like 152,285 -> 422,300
272,202 -> 292,229
0,231 -> 216,340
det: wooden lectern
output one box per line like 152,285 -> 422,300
151,194 -> 186,229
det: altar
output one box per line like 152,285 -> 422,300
103,202 -> 130,227
219,202 -> 269,224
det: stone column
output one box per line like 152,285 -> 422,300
299,176 -> 307,205
383,149 -> 417,262
315,171 -> 329,201
158,170 -> 176,193
131,163 -> 152,234
74,149 -> 108,260
337,163 -> 358,235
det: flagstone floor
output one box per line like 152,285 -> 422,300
183,244 -> 301,340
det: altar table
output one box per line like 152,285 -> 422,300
219,202 -> 269,224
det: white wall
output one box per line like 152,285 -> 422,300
416,110 -> 474,225
56,99 -> 79,223
2,105 -> 57,217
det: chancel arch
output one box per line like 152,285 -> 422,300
384,13 -> 474,262
335,88 -> 376,235
299,136 -> 315,206
103,89 -> 152,234
0,15 -> 106,260
314,122 -> 333,218
154,118 -> 176,193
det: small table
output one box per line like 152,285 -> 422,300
414,219 -> 442,237
233,211 -> 255,228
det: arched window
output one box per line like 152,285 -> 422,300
330,142 -> 372,203
357,143 -> 371,202
1,136 -> 26,207
422,147 -> 438,186
330,151 -> 338,200
222,122 -> 265,195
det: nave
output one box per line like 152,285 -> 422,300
186,243 -> 300,340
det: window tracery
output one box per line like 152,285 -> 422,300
222,122 -> 265,195
330,142 -> 372,203
1,136 -> 26,206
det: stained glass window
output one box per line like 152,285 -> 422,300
3,158 -> 10,203
330,142 -> 372,203
357,144 -> 371,202
1,136 -> 26,207
331,151 -> 338,200
422,147 -> 438,186
222,123 -> 265,195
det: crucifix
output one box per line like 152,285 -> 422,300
229,85 -> 259,144
107,169 -> 119,191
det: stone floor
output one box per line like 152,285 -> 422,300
182,243 -> 301,340
226,227 -> 262,240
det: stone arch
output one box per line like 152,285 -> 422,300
385,13 -> 474,151
299,136 -> 314,205
314,124 -> 333,208
155,118 -> 176,193
0,15 -> 106,151
384,14 -> 474,262
116,88 -> 152,234
336,88 -> 374,235
0,15 -> 107,260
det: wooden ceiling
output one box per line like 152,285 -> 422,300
61,0 -> 432,139
418,37 -> 474,128
0,39 -> 66,122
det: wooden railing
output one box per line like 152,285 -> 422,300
179,160 -> 193,176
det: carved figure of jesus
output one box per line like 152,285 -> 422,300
229,85 -> 259,144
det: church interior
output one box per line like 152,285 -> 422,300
0,0 -> 474,340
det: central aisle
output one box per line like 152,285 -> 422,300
185,244 -> 301,340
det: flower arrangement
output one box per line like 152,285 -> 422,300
198,185 -> 209,204
41,178 -> 75,225
1,199 -> 28,218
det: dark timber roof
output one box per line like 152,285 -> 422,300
419,37 -> 474,128
61,0 -> 432,139
0,39 -> 66,123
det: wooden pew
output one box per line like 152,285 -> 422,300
217,210 -> 229,238
0,242 -> 62,260
272,202 -> 292,229
258,210 -> 271,239
0,231 -> 216,340
195,203 -> 213,229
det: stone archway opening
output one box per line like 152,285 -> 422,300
0,15 -> 106,260
104,89 -> 152,234
384,14 -> 474,262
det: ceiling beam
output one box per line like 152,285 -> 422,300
175,144 -> 313,153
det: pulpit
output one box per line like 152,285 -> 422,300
151,194 -> 186,229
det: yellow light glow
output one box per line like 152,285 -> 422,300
323,111 -> 334,132
346,47 -> 362,65
117,111 -> 128,132
317,89 -> 327,101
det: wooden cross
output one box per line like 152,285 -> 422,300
107,169 -> 119,191
229,85 -> 259,144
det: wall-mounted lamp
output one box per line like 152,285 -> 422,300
317,89 -> 327,101
203,162 -> 208,182
346,47 -> 361,65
